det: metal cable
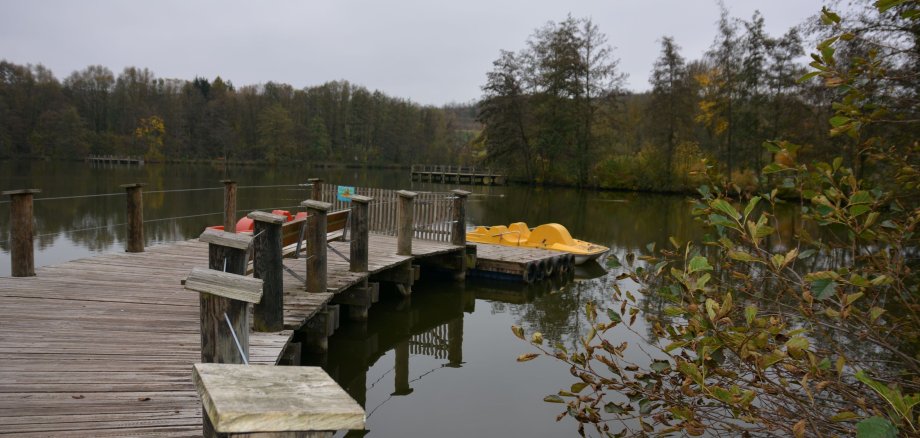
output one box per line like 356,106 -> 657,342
145,187 -> 222,194
238,184 -> 311,189
236,205 -> 303,214
143,211 -> 223,224
33,192 -> 126,202
224,312 -> 249,365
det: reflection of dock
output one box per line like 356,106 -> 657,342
411,164 -> 506,185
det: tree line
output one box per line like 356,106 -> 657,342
0,64 -> 478,165
475,9 -> 858,191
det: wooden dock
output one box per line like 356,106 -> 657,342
0,180 -> 583,436
85,155 -> 145,166
410,164 -> 505,185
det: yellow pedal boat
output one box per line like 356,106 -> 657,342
466,222 -> 609,265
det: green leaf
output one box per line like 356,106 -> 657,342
544,394 -> 564,403
745,305 -> 757,325
604,402 -> 625,414
606,256 -> 621,268
709,213 -> 738,229
677,361 -> 705,385
728,250 -> 757,262
786,336 -> 810,357
830,115 -> 851,127
571,382 -> 589,393
870,307 -> 886,322
850,190 -> 873,204
711,199 -> 741,220
810,278 -> 838,300
850,204 -> 871,217
855,370 -> 920,429
797,71 -> 820,83
830,411 -> 859,422
607,309 -> 622,323
650,360 -> 671,373
743,196 -> 761,220
688,256 -> 713,274
856,416 -> 898,438
638,398 -> 655,415
761,351 -> 786,369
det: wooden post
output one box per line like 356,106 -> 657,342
198,229 -> 254,364
451,190 -> 471,281
302,200 -> 331,293
221,180 -> 237,233
3,189 -> 40,277
308,178 -> 323,201
121,183 -> 145,253
450,190 -> 470,246
349,195 -> 372,273
249,211 -> 286,332
396,190 -> 416,256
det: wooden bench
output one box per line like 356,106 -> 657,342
281,210 -> 350,257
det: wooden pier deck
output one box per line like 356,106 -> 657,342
0,232 -> 466,436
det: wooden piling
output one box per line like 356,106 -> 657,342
3,189 -> 40,277
249,211 -> 286,332
121,183 -> 145,253
450,190 -> 471,280
450,190 -> 470,246
221,180 -> 237,233
308,178 -> 323,201
198,229 -> 254,364
302,200 -> 331,293
397,190 -> 416,256
349,195 -> 372,273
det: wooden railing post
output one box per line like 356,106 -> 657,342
450,190 -> 470,246
3,189 -> 40,277
197,229 -> 254,363
308,178 -> 323,201
397,190 -> 416,256
121,183 -> 145,253
184,270 -> 264,438
221,180 -> 237,233
302,200 -> 330,293
349,195 -> 372,273
249,211 -> 286,332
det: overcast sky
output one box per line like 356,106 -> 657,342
1,1 -> 824,106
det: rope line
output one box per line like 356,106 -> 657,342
33,192 -> 126,202
145,187 -> 222,194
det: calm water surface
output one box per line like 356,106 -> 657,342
0,161 -> 712,437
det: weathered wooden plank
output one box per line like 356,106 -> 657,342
194,363 -> 364,433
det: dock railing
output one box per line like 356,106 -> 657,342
313,182 -> 458,243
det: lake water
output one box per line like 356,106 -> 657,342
0,161 -> 705,437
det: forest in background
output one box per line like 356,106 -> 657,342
0,65 -> 479,166
476,7 -> 847,191
2,3 -> 916,193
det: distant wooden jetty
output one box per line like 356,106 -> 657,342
411,164 -> 506,185
0,179 -> 572,436
86,155 -> 145,165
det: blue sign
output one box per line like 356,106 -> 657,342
337,186 -> 355,202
